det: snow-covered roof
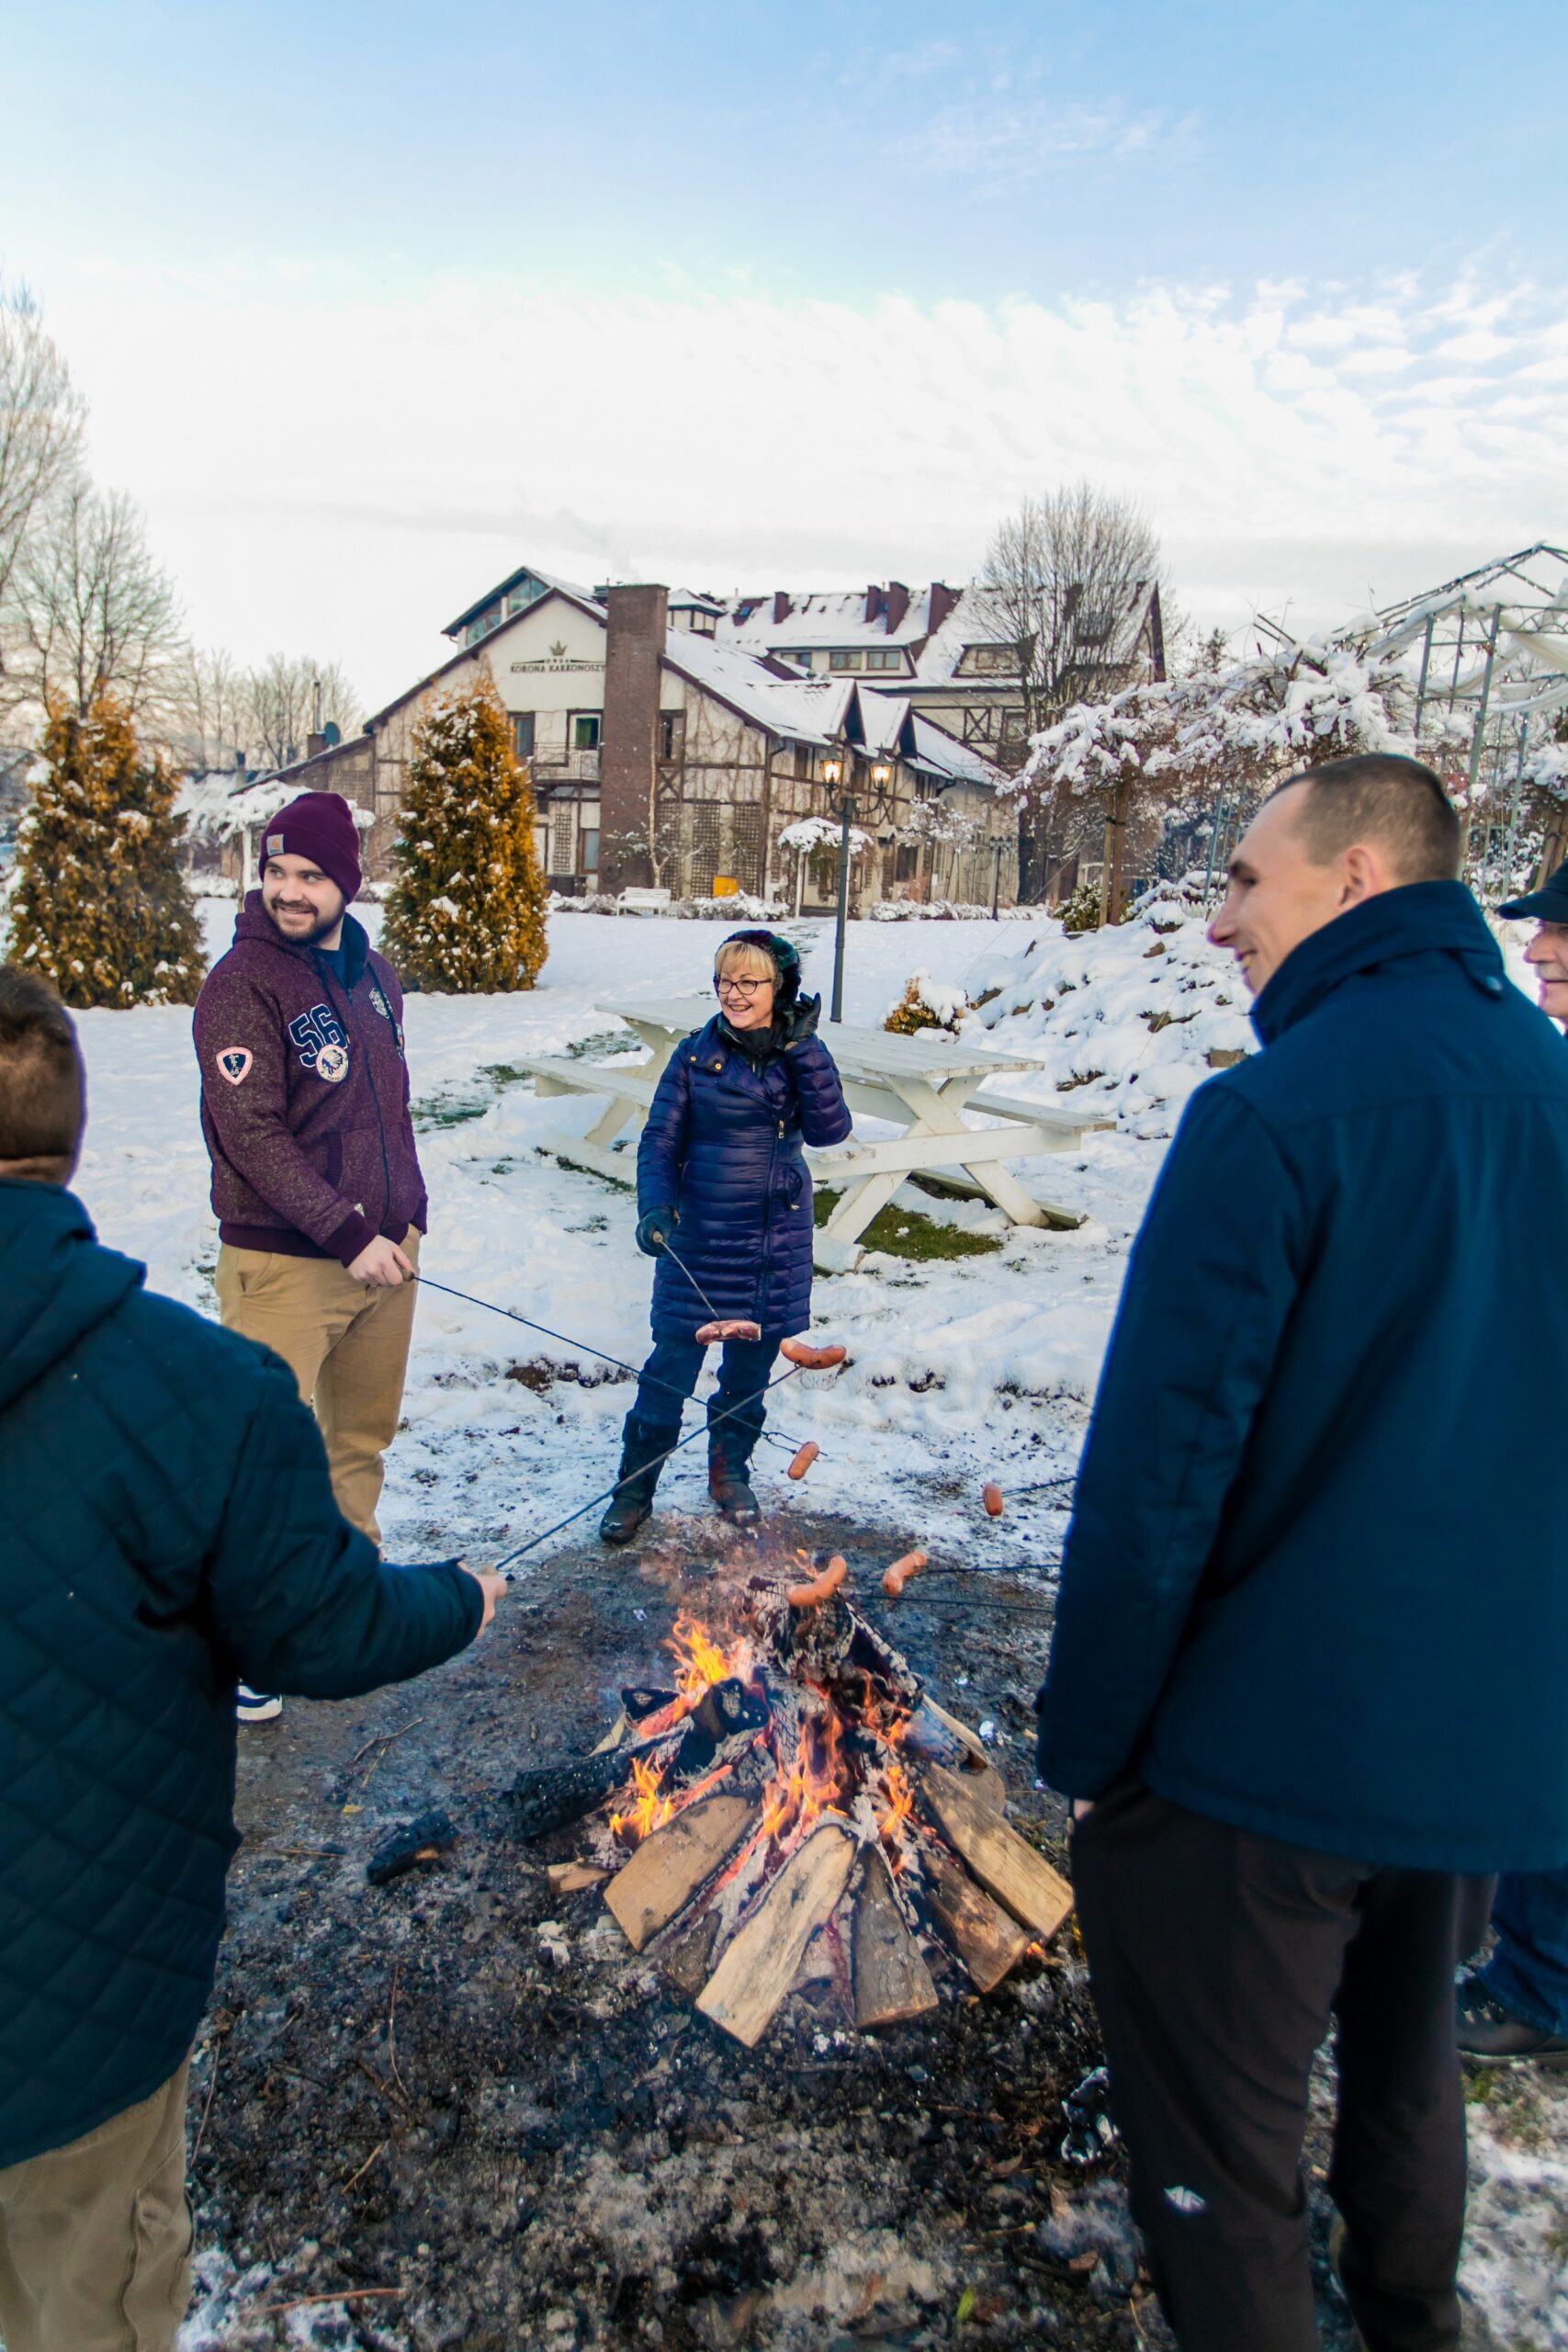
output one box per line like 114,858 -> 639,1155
718,585 -> 945,655
908,581 -> 1160,686
907,712 -> 1001,787
661,627 -> 851,745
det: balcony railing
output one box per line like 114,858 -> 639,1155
532,748 -> 601,784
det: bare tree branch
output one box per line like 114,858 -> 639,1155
9,484 -> 183,721
978,481 -> 1162,744
0,281 -> 87,701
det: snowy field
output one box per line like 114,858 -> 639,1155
51,898 -> 1568,2346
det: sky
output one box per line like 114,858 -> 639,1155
5,0 -> 1566,717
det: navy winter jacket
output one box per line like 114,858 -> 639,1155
0,1181 -> 482,2168
637,1016 -> 852,1340
1036,881 -> 1568,1874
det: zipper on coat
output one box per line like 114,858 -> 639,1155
317,956 -> 393,1227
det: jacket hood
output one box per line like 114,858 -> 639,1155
232,893 -> 371,989
0,1182 -> 143,1409
1250,880 -> 1504,1048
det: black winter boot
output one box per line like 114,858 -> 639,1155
600,1419 -> 675,1546
708,1439 -> 761,1529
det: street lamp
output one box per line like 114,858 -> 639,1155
821,752 -> 856,1023
991,833 -> 1007,918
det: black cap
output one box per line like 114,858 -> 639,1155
1498,859 -> 1568,923
720,928 -> 802,1004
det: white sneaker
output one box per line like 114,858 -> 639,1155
236,1684 -> 283,1724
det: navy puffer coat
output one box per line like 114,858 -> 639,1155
638,1016 -> 852,1340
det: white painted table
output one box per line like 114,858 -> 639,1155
524,996 -> 1110,1272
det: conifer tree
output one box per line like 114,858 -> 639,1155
8,693 -> 206,1007
382,674 -> 549,992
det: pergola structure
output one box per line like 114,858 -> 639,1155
1258,543 -> 1568,883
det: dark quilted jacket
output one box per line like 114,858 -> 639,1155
637,1016 -> 852,1340
0,1181 -> 483,2167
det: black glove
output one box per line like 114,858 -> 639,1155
777,991 -> 822,1047
636,1205 -> 678,1257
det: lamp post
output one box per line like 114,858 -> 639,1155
991,834 -> 1006,918
823,753 -> 853,1023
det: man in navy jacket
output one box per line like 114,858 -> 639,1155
1035,755 -> 1568,2352
0,967 -> 505,2352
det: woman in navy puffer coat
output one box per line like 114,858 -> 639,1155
600,930 -> 851,1544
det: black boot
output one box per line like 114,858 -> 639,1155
707,1430 -> 761,1528
600,1419 -> 675,1546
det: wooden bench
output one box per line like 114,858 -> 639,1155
617,888 -> 672,915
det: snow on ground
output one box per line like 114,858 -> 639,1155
54,895 -> 1568,2346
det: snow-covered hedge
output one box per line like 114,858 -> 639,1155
962,884 -> 1253,1119
885,969 -> 969,1035
547,891 -> 787,920
869,899 -> 1036,922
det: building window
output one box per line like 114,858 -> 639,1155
785,650 -> 815,673
963,644 -> 1016,675
864,648 -> 901,671
659,711 -> 685,762
581,828 -> 600,877
896,843 -> 919,881
998,708 -> 1028,749
793,742 -> 813,778
570,713 -> 601,752
513,711 -> 536,759
829,649 -> 863,672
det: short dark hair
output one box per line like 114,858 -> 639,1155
1272,753 -> 1461,885
0,967 -> 85,1163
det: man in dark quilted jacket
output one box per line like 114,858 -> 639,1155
0,967 -> 505,2352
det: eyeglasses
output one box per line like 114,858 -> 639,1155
715,977 -> 770,999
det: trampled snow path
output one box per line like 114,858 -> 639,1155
42,897 -> 1568,2346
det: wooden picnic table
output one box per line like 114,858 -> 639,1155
513,996 -> 1109,1272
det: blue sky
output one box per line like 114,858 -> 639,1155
6,1 -> 1564,706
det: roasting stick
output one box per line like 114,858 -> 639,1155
489,1356 -> 817,1571
410,1272 -> 814,1452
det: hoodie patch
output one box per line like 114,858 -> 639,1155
215,1047 -> 253,1086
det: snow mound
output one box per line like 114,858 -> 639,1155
961,890 -> 1254,1120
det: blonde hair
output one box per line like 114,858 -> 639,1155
714,939 -> 778,983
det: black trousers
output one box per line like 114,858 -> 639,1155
1071,1780 -> 1492,2352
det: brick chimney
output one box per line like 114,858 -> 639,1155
928,582 -> 960,633
885,581 -> 910,633
600,583 -> 669,891
773,592 -> 792,624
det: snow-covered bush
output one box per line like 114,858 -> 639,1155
1059,880 -> 1102,934
885,969 -> 968,1035
960,895 -> 1253,1122
867,898 -> 1035,922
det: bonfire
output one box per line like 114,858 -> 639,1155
507,1555 -> 1073,2047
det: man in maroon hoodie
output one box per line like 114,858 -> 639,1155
195,796 -> 426,1653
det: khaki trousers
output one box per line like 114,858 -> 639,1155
215,1227 -> 420,1544
0,2061 -> 192,2352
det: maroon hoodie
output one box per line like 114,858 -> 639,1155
193,895 -> 428,1266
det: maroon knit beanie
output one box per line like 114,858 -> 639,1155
261,792 -> 363,904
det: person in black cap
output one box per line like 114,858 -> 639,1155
600,929 -> 851,1544
1455,856 -> 1568,2066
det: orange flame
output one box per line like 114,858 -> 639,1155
665,1610 -> 755,1710
610,1753 -> 674,1843
759,1698 -> 848,1848
878,1756 -> 915,1865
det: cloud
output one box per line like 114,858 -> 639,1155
45,261 -> 1568,707
889,95 -> 1179,190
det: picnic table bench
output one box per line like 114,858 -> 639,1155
517,996 -> 1111,1272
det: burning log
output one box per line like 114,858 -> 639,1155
921,1845 -> 1030,1993
697,1821 -> 857,2047
605,1795 -> 758,1951
852,1848 -> 938,2029
365,1808 -> 458,1886
919,1765 -> 1074,1943
509,1736 -> 679,1842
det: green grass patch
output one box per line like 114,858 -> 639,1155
814,1187 -> 1002,1261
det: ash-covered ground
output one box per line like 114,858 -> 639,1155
175,1509 -> 1410,2352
